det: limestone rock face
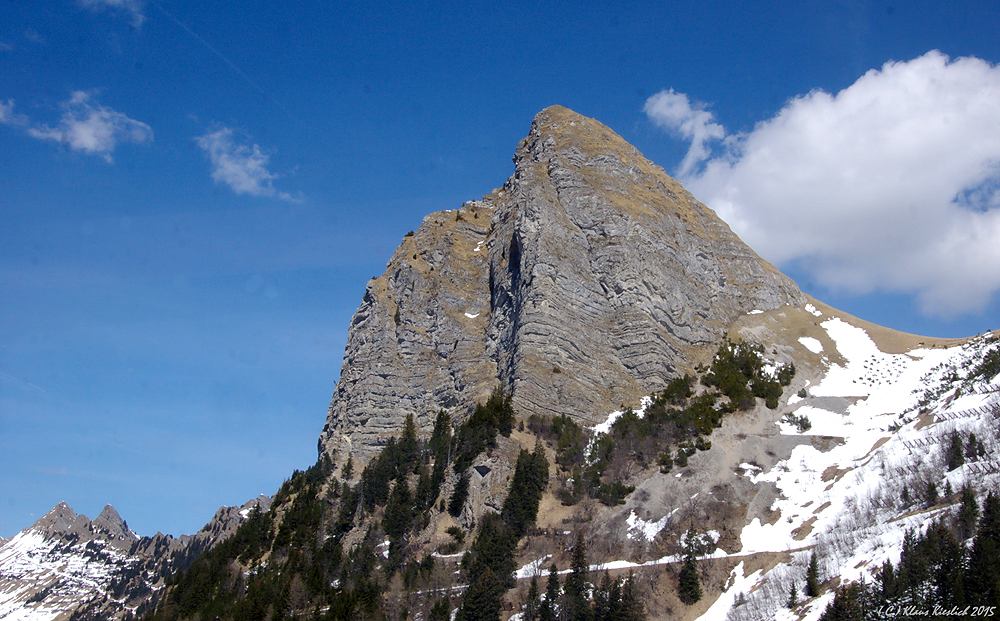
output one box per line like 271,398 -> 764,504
319,106 -> 804,460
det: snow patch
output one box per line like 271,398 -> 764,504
693,561 -> 762,621
625,511 -> 668,542
464,312 -> 479,319
515,554 -> 552,579
799,336 -> 823,354
804,303 -> 822,317
591,396 -> 653,436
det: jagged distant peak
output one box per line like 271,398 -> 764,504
29,500 -> 90,537
93,504 -> 138,542
1,493 -> 275,620
240,494 -> 272,516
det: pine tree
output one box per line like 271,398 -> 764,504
927,520 -> 965,607
946,431 -> 965,471
457,567 -> 505,621
415,464 -> 436,512
677,553 -> 701,605
965,433 -> 978,460
466,513 -> 517,589
563,532 -> 593,621
502,447 -> 548,537
958,484 -> 980,540
399,413 -> 420,472
524,575 -> 540,621
485,386 -> 516,437
926,481 -> 939,506
877,560 -> 897,602
539,565 -> 559,621
619,573 -> 646,621
430,597 -> 451,621
593,572 -> 613,621
429,410 -> 452,455
968,492 -> 1000,606
806,552 -> 821,597
383,478 -> 413,541
449,473 -> 470,517
818,583 -> 862,621
787,581 -> 798,608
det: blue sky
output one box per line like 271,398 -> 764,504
2,0 -> 999,539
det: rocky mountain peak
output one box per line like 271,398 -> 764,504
93,504 -> 136,543
319,107 -> 804,461
29,501 -> 90,538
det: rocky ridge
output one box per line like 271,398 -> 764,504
0,495 -> 270,621
320,105 -> 804,461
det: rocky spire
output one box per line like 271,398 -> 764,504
93,505 -> 136,542
319,106 -> 803,461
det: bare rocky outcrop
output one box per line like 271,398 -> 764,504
320,106 -> 804,461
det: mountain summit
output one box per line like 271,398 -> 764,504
320,105 -> 804,460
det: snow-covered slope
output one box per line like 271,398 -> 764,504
718,313 -> 999,621
0,496 -> 271,621
0,503 -> 140,621
510,302 -> 998,621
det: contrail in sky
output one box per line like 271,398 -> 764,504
147,0 -> 273,103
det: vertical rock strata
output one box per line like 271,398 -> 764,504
319,105 -> 804,460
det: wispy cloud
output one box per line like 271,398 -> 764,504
77,0 -> 145,28
643,89 -> 725,178
3,91 -> 153,162
0,100 -> 30,127
647,51 -> 1000,317
196,127 -> 298,201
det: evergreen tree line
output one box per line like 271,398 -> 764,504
702,339 -> 794,411
145,456 -> 362,621
144,388 -> 516,621
944,429 -> 988,472
527,413 -> 635,506
452,386 -> 516,473
520,533 -> 646,621
913,334 -> 1000,410
527,339 -> 794,507
456,440 -> 549,621
816,491 -> 1000,621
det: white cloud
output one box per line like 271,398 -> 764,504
2,92 -> 152,162
196,127 -> 297,201
643,89 -> 725,177
23,91 -> 153,162
77,0 -> 145,28
0,100 -> 29,127
647,51 -> 1000,317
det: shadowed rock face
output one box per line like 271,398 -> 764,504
319,106 -> 804,461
